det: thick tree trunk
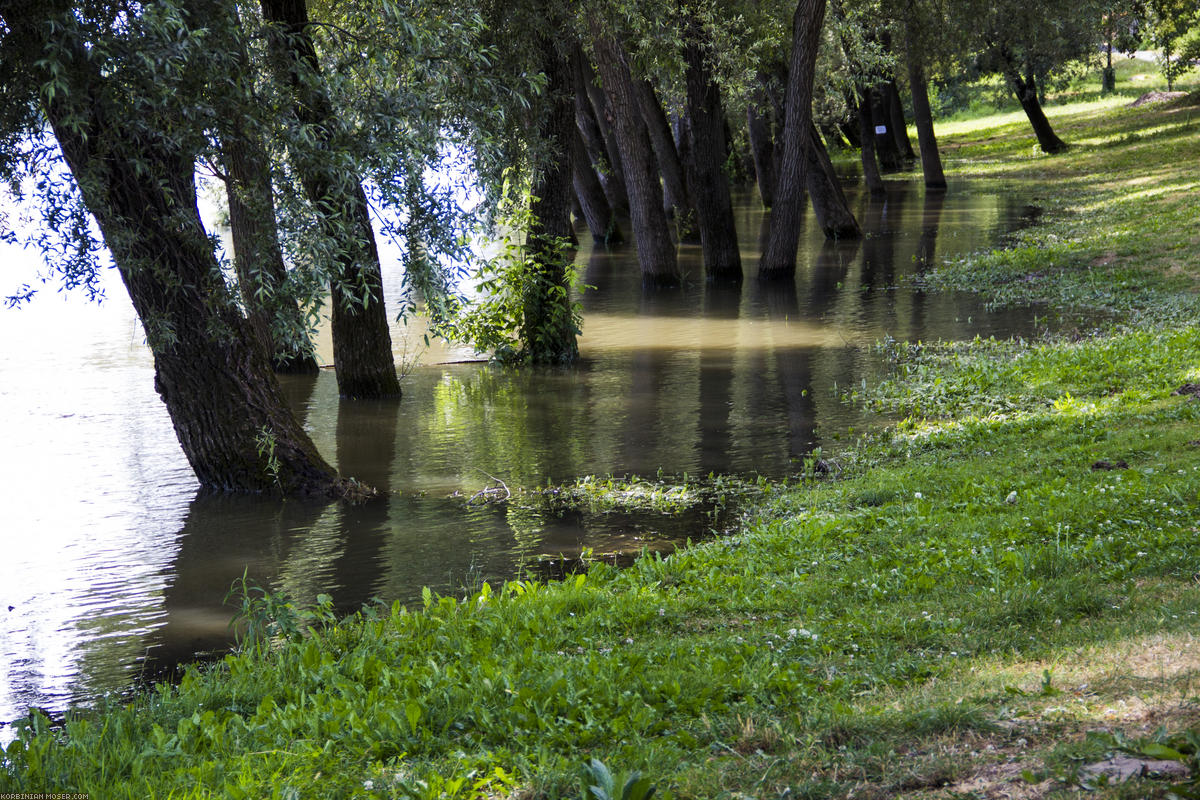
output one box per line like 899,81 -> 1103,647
260,0 -> 400,399
591,34 -> 680,287
23,33 -> 351,497
805,123 -> 861,239
857,86 -> 887,196
683,17 -> 742,283
904,24 -> 947,190
580,56 -> 633,215
747,81 -> 777,208
221,134 -> 320,374
885,79 -> 916,161
633,79 -> 693,226
571,128 -> 623,244
1007,67 -> 1068,154
759,0 -> 827,281
573,50 -> 629,216
524,41 -> 580,363
870,84 -> 905,171
839,90 -> 863,148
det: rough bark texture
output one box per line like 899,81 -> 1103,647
904,22 -> 947,190
633,79 -> 692,226
759,0 -> 827,281
580,56 -> 633,215
571,127 -> 623,244
260,0 -> 400,399
1007,67 -> 1068,154
746,81 -> 777,208
572,46 -> 629,216
885,79 -> 916,161
683,17 -> 742,283
804,123 -> 861,239
221,134 -> 320,374
870,84 -> 904,171
524,41 -> 580,363
591,34 -> 680,287
857,86 -> 887,195
13,8 -> 350,497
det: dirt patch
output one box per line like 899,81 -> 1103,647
1130,91 -> 1188,107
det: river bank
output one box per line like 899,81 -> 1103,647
5,90 -> 1200,798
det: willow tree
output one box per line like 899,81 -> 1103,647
759,0 -> 828,281
0,0 -> 351,496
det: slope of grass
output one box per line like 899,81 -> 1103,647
5,80 -> 1200,800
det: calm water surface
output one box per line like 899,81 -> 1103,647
1,181 -> 1054,731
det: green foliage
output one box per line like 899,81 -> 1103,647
445,180 -> 584,364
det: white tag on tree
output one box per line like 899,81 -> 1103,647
874,125 -> 888,134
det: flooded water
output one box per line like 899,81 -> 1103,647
1,180 -> 1052,731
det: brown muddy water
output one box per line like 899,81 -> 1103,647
0,180 -> 1061,732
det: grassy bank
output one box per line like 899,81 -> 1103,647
7,95 -> 1200,800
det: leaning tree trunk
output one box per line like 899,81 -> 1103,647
524,40 -> 580,363
591,33 -> 680,286
683,15 -> 742,283
580,55 -> 633,215
805,123 -> 861,239
747,77 -> 777,208
857,86 -> 887,196
260,0 -> 400,399
21,26 -> 351,497
571,128 -> 623,244
633,79 -> 694,228
1007,66 -> 1068,154
217,8 -> 318,374
573,44 -> 629,216
221,134 -> 320,374
759,0 -> 827,281
904,19 -> 947,190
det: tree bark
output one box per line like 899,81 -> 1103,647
885,79 -> 916,161
15,12 -> 352,497
759,0 -> 827,281
524,40 -> 580,363
633,79 -> 693,227
221,134 -> 320,374
580,55 -> 633,215
573,53 -> 629,216
857,86 -> 887,195
259,0 -> 401,399
904,20 -> 947,190
804,123 -> 861,239
683,16 -> 742,283
571,127 -> 623,244
746,81 -> 777,208
870,83 -> 904,171
1007,67 -> 1068,154
591,33 -> 680,287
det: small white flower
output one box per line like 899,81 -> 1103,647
914,492 -> 923,499
364,780 -> 375,790
1005,491 -> 1018,504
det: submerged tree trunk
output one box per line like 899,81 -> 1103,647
885,79 -> 916,161
633,79 -> 693,226
904,20 -> 946,190
759,0 -> 826,281
260,0 -> 400,399
805,123 -> 861,239
524,41 -> 580,363
580,56 -> 633,215
221,134 -> 320,374
683,16 -> 742,283
870,84 -> 904,171
747,79 -> 777,208
591,33 -> 680,286
857,86 -> 887,195
571,128 -> 623,244
21,21 -> 351,497
1006,65 -> 1068,154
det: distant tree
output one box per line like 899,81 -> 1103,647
1145,0 -> 1200,90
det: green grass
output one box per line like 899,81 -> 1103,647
7,69 -> 1200,800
